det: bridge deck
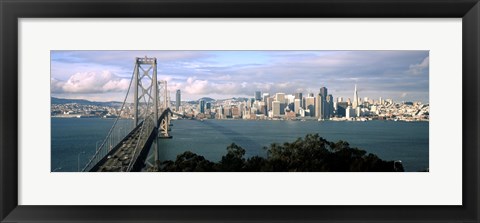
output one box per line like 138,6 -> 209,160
87,109 -> 171,172
94,124 -> 146,172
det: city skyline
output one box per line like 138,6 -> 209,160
51,51 -> 429,103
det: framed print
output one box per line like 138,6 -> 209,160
1,0 -> 479,222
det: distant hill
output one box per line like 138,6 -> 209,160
51,97 -> 123,107
198,97 -> 216,102
186,97 -> 216,104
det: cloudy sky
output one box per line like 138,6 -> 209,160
51,50 -> 429,103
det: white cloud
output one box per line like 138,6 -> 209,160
408,56 -> 429,75
51,71 -> 130,94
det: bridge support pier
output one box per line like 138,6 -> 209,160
159,116 -> 172,138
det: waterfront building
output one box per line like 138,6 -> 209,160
175,89 -> 181,111
346,106 -> 355,119
285,111 -> 296,119
299,107 -> 306,117
356,107 -> 362,117
223,107 -> 232,118
232,106 -> 241,118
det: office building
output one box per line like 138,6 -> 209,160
255,91 -> 262,101
295,93 -> 303,108
346,106 -> 355,119
326,94 -> 333,118
272,101 -> 281,116
305,96 -> 315,117
263,93 -> 270,103
175,89 -> 181,111
336,102 -> 349,117
266,97 -> 273,112
275,93 -> 286,104
199,100 -> 205,114
294,99 -> 301,114
316,93 -> 324,119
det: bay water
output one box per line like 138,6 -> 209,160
51,118 -> 428,172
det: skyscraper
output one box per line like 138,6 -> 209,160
327,94 -> 333,118
320,87 -> 328,99
352,84 -> 360,109
318,87 -> 328,119
255,91 -> 262,101
275,93 -> 286,104
266,97 -> 273,112
305,96 -> 315,117
294,99 -> 301,114
295,93 -> 303,108
263,93 -> 270,103
199,100 -> 205,114
175,89 -> 181,111
316,93 -> 323,119
272,101 -> 281,116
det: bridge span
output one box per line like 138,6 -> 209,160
89,109 -> 172,172
81,57 -> 173,172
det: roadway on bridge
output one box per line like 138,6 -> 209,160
95,125 -> 145,172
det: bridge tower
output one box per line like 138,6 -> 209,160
133,56 -> 162,170
157,80 -> 172,138
133,56 -> 159,127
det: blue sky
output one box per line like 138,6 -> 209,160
51,50 -> 429,103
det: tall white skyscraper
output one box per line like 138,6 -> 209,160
352,84 -> 360,109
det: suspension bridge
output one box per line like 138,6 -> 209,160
81,57 -> 180,172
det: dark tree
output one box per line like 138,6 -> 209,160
158,134 -> 404,172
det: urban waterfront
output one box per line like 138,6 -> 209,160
52,118 -> 428,172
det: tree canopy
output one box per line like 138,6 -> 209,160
158,134 -> 404,172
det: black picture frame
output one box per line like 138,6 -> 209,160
1,0 -> 479,222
